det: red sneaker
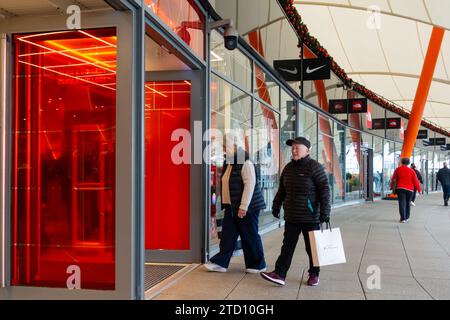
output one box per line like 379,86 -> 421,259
307,274 -> 319,286
260,271 -> 285,286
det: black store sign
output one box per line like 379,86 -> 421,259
329,99 -> 348,114
370,117 -> 401,129
426,138 -> 446,146
273,59 -> 301,81
273,58 -> 331,81
303,58 -> 331,81
371,118 -> 386,130
386,118 -> 401,129
329,98 -> 367,114
349,98 -> 367,113
417,130 -> 428,139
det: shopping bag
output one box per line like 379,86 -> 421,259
308,225 -> 346,267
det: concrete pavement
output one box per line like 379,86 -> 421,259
153,193 -> 450,300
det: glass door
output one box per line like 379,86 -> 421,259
145,79 -> 191,255
144,70 -> 203,263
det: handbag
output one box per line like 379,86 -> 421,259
308,223 -> 346,267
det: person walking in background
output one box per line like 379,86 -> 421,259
204,132 -> 266,273
436,162 -> 450,206
410,163 -> 423,206
260,137 -> 330,287
391,158 -> 421,223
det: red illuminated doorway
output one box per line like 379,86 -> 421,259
145,71 -> 203,263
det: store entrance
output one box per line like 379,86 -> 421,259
144,34 -> 203,264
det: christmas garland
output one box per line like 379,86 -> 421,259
278,0 -> 450,136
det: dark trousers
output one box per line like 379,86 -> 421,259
411,190 -> 417,203
275,222 -> 320,278
442,184 -> 450,203
210,207 -> 266,270
396,189 -> 413,221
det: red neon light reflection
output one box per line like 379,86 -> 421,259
11,28 -> 116,290
145,81 -> 191,250
145,0 -> 205,59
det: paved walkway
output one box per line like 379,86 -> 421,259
154,193 -> 450,300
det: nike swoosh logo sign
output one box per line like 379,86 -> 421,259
278,67 -> 298,75
306,64 -> 326,74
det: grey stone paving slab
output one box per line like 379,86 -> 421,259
415,278 -> 450,299
226,274 -> 300,300
365,293 -> 433,300
298,290 -> 366,300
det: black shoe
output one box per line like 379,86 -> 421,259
445,201 -> 448,206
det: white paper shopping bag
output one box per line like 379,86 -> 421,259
309,227 -> 346,267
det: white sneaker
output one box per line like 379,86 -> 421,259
245,267 -> 266,274
411,202 -> 416,206
204,262 -> 227,273
402,220 -> 407,223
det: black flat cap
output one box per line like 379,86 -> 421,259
286,137 -> 311,149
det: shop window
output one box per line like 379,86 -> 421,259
254,64 -> 279,109
145,0 -> 205,59
280,90 -> 296,170
333,123 -> 346,203
345,129 -> 361,201
253,102 -> 280,227
210,30 -> 252,92
298,104 -> 317,159
11,28 -> 116,290
209,75 -> 252,247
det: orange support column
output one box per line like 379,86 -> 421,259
401,27 -> 445,158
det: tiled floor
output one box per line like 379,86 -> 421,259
153,193 -> 450,300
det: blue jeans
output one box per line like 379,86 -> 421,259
210,206 -> 266,270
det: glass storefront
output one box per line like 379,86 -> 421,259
383,141 -> 395,195
373,136 -> 383,198
253,102 -> 280,227
298,104 -> 317,159
11,28 -> 117,290
429,151 -> 434,191
345,129 -> 361,201
333,122 -> 346,204
434,151 -> 440,191
145,0 -> 205,59
280,90 -> 296,170
318,115 -> 334,196
210,30 -> 252,91
210,74 -> 252,246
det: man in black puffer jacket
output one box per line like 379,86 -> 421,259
261,137 -> 330,287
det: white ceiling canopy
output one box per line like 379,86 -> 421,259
294,0 -> 450,130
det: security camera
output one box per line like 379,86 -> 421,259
223,25 -> 238,50
209,19 -> 239,51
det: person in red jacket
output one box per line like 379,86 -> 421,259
390,158 -> 422,223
